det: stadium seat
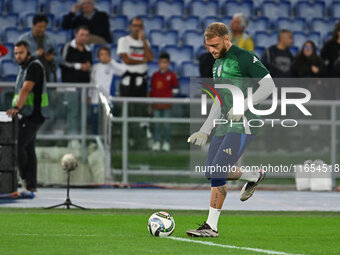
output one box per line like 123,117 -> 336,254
276,18 -> 306,33
168,16 -> 200,37
0,43 -> 14,61
246,17 -> 270,37
147,61 -> 159,77
222,0 -> 254,17
178,77 -> 190,97
109,16 -> 128,31
180,61 -> 199,77
23,13 -> 55,29
290,46 -> 299,56
311,19 -> 331,38
202,16 -> 221,30
254,46 -> 265,58
46,0 -> 76,18
0,13 -> 19,29
254,32 -> 277,49
8,0 -> 40,14
112,29 -> 129,44
110,44 -> 119,61
220,16 -> 232,27
308,32 -> 321,47
154,0 -> 184,19
261,1 -> 291,20
331,1 -> 340,18
195,45 -> 207,59
3,28 -> 30,44
323,31 -> 332,42
121,0 -> 148,19
151,45 -> 159,59
94,0 -> 111,13
296,1 -> 325,21
46,29 -> 70,45
188,0 -> 219,19
141,16 -> 165,36
150,30 -> 178,48
161,45 -> 193,66
182,30 -> 203,52
1,60 -> 19,81
292,32 -> 307,49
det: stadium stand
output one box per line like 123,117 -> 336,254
150,30 -> 178,48
121,0 -> 148,19
188,0 -> 219,19
154,0 -> 184,19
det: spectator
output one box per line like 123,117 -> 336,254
117,17 -> 153,97
60,25 -> 92,134
90,46 -> 126,134
321,23 -> 340,77
198,42 -> 215,78
149,52 -> 178,152
62,0 -> 112,44
19,14 -> 58,82
261,29 -> 294,78
229,13 -> 254,51
292,41 -> 323,78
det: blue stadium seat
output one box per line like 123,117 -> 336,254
151,45 -> 159,59
296,1 -> 325,21
8,0 -> 40,14
261,1 -> 291,20
141,16 -> 165,36
154,0 -> 184,19
109,15 -> 128,31
323,31 -> 332,42
0,13 -> 19,29
121,0 -> 148,19
178,77 -> 190,97
276,18 -> 306,33
1,43 -> 14,61
252,0 -> 265,9
47,0 -> 76,18
254,46 -> 265,58
180,61 -> 199,77
195,45 -> 207,59
290,46 -> 299,56
202,16 -> 220,30
222,1 -> 253,17
331,1 -> 340,18
1,60 -> 19,81
95,0 -> 111,13
189,0 -> 219,19
112,29 -> 129,44
161,45 -> 193,66
4,28 -> 30,44
292,32 -> 307,49
150,30 -> 178,48
182,30 -> 204,52
147,61 -> 159,77
246,17 -> 270,37
220,16 -> 232,27
168,16 -> 200,37
310,18 -> 332,38
23,13 -> 55,29
110,44 -> 119,61
308,32 -> 321,47
46,29 -> 70,45
254,32 -> 277,48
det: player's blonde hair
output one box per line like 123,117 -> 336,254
204,22 -> 229,40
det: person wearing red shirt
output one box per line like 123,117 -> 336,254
150,52 -> 178,151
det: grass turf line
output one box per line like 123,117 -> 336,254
0,208 -> 339,255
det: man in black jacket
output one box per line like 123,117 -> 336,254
60,25 -> 92,134
62,0 -> 112,43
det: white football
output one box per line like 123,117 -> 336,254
147,211 -> 175,237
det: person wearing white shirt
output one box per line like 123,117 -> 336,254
90,46 -> 126,134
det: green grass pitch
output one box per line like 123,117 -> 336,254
0,208 -> 339,255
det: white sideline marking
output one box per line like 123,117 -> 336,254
168,237 -> 305,255
10,233 -> 97,237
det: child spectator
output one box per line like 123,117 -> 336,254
90,46 -> 126,134
150,52 -> 178,152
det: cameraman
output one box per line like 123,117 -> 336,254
7,41 -> 49,193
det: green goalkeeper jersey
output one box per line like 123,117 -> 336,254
212,45 -> 269,136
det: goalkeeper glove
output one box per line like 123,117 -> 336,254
187,131 -> 208,147
226,107 -> 243,122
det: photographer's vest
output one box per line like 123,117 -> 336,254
12,59 -> 49,118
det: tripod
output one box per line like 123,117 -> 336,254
45,168 -> 87,210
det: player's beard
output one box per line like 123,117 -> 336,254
217,45 -> 227,59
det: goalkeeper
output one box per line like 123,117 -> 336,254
186,22 -> 276,237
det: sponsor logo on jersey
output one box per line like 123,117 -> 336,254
223,148 -> 232,155
253,56 -> 258,63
